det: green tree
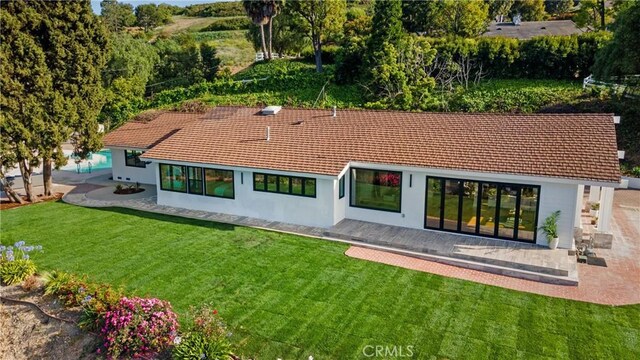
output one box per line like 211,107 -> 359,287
248,6 -> 309,56
135,3 -> 172,31
1,0 -> 109,198
100,0 -> 135,32
574,0 -> 613,29
511,0 -> 547,21
486,0 -> 515,20
243,0 -> 269,57
100,33 -> 158,129
593,0 -> 640,78
200,43 -> 221,81
370,0 -> 403,50
289,0 -> 346,72
402,0 -> 489,37
544,0 -> 573,16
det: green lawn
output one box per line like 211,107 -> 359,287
1,202 -> 639,359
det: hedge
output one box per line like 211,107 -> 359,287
200,17 -> 251,32
183,2 -> 244,17
426,31 -> 612,80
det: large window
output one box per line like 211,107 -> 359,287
160,164 -> 187,192
425,177 -> 540,242
253,172 -> 316,198
187,166 -> 203,195
125,150 -> 146,168
350,168 -> 402,212
204,169 -> 234,199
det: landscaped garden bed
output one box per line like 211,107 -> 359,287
2,202 -> 640,359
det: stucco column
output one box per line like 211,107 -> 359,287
597,187 -> 615,233
588,185 -> 601,203
575,185 -> 584,228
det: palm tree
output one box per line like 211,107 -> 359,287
265,1 -> 284,60
243,0 -> 269,58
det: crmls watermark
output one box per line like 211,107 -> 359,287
362,345 -> 415,358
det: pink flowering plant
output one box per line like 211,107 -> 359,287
101,296 -> 179,359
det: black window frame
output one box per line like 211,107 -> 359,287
187,166 -> 204,195
349,167 -> 403,213
253,172 -> 316,198
159,163 -> 187,193
204,168 -> 235,199
338,175 -> 345,199
424,176 -> 541,243
125,150 -> 146,168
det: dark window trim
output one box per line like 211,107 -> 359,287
204,168 -> 235,199
338,175 -> 345,199
159,163 -> 187,193
252,172 -> 317,198
349,167 -> 403,213
187,166 -> 204,195
125,150 -> 146,168
423,176 -> 540,244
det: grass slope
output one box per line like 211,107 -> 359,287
2,202 -> 638,359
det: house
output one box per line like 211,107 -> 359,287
103,107 -> 621,249
482,20 -> 584,39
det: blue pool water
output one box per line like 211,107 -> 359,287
60,149 -> 112,173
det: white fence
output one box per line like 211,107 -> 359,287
583,74 -> 640,98
255,52 -> 297,62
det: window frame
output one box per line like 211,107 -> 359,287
424,176 -> 541,243
204,168 -> 235,199
338,175 -> 345,199
349,167 -> 403,213
187,166 -> 204,195
125,150 -> 146,168
159,163 -> 187,193
253,172 -> 317,198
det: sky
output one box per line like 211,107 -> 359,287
90,0 -> 229,15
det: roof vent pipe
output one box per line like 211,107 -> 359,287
266,126 -> 270,142
332,106 -> 337,118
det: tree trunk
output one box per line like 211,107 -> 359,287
1,178 -> 25,204
42,158 -> 53,197
260,24 -> 267,58
18,160 -> 38,202
314,36 -> 323,73
267,18 -> 273,60
599,0 -> 605,29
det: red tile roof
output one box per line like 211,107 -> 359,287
103,112 -> 202,149
115,107 -> 619,183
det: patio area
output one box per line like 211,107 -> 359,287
55,173 -> 640,303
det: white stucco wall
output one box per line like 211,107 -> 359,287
155,163 -> 336,228
342,163 -> 582,248
109,147 -> 156,185
145,158 -> 607,249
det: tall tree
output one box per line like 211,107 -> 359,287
544,0 -> 573,16
1,0 -> 109,198
574,0 -> 612,29
1,0 -> 54,202
402,0 -> 490,37
243,0 -> 269,57
135,3 -> 172,31
289,0 -> 346,72
265,0 -> 284,59
101,0 -> 135,32
593,0 -> 640,78
510,0 -> 547,21
486,0 -> 515,21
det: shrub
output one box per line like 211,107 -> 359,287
78,282 -> 124,332
101,297 -> 179,359
43,270 -> 75,296
302,45 -> 341,65
200,17 -> 251,32
173,305 -> 232,360
0,241 -> 42,285
21,274 -> 40,291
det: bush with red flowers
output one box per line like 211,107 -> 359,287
101,297 -> 179,359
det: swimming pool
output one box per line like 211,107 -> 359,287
60,149 -> 112,173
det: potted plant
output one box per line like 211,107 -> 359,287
590,202 -> 600,217
540,210 -> 561,249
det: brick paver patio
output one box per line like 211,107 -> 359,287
347,189 -> 640,305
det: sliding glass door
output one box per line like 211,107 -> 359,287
425,177 -> 540,243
